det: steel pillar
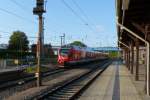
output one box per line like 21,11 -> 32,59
128,49 -> 130,70
127,49 -> 129,69
131,42 -> 134,74
148,42 -> 150,95
117,22 -> 150,95
135,39 -> 139,81
125,50 -> 128,68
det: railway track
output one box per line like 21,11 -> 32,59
0,68 -> 66,91
0,68 -> 71,99
31,60 -> 112,100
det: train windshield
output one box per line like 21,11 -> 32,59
60,48 -> 69,56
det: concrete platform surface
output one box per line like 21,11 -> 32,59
79,61 -> 142,100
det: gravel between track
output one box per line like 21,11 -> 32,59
6,68 -> 90,100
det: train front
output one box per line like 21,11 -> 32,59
57,48 -> 70,66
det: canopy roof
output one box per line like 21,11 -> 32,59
117,0 -> 150,47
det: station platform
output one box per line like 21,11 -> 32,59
79,61 -> 142,100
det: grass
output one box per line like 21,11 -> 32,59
25,66 -> 51,73
108,51 -> 119,58
23,57 -> 58,73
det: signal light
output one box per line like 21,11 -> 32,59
36,0 -> 44,6
33,0 -> 46,15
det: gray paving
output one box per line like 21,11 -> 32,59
79,62 -> 142,100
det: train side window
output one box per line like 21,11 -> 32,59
68,53 -> 73,57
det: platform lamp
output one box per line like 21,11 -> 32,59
120,0 -> 130,38
33,0 -> 46,87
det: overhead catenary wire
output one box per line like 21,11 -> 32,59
0,30 -> 57,43
0,30 -> 10,34
9,0 -> 30,14
0,30 -> 38,39
0,7 -> 36,24
9,0 -> 63,45
61,0 -> 88,26
71,0 -> 103,34
61,0 -> 97,33
71,0 -> 94,26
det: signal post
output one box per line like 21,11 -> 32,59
33,0 -> 46,87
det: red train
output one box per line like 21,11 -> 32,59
57,46 -> 108,67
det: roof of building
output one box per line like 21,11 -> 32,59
93,47 -> 119,52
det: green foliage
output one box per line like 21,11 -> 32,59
108,51 -> 119,58
70,41 -> 87,47
25,67 -> 37,73
25,66 -> 50,73
8,31 -> 29,51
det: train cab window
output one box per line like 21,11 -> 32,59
60,49 -> 69,56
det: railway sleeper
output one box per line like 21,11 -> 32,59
49,93 -> 73,98
35,60 -> 112,99
47,96 -> 70,100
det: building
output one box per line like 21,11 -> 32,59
31,44 -> 54,57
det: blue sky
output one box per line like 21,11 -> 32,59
0,0 -> 117,47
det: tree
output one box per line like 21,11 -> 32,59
8,31 -> 29,51
70,41 -> 87,47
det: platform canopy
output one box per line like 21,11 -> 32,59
116,0 -> 150,47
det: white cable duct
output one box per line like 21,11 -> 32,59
117,22 -> 150,95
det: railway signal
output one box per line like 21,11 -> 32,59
33,0 -> 46,87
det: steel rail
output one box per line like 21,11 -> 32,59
32,60 -> 112,100
0,68 -> 66,91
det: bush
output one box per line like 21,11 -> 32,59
25,66 -> 50,73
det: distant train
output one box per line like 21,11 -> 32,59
57,45 -> 108,67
